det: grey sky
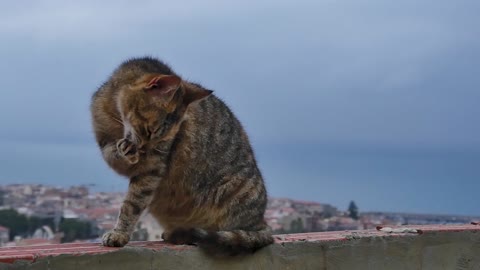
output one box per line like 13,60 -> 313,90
0,1 -> 479,215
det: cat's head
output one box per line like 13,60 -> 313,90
116,74 -> 212,145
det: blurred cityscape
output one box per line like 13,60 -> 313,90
0,184 -> 477,247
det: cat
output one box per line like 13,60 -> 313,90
90,57 -> 273,255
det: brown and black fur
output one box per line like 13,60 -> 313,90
90,57 -> 273,255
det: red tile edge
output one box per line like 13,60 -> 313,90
1,224 -> 479,264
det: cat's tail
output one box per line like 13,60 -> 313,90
168,227 -> 274,256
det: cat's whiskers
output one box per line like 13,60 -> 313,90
111,116 -> 124,126
154,148 -> 169,154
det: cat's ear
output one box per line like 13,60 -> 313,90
183,87 -> 213,106
143,75 -> 181,100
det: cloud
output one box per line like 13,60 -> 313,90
0,0 -> 293,40
0,0 -> 479,149
1,0 -> 479,214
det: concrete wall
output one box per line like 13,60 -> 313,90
1,226 -> 480,270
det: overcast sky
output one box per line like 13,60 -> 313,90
0,0 -> 479,215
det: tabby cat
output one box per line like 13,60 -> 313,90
90,57 -> 273,255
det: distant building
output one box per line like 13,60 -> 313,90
32,226 -> 55,240
324,216 -> 362,231
0,225 -> 9,246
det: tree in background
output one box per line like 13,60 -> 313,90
0,209 -> 29,240
59,218 -> 92,243
348,200 -> 359,220
289,218 -> 305,233
0,209 -> 57,240
0,209 -> 95,243
0,190 -> 5,206
28,216 -> 55,235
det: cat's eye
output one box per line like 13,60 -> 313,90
164,113 -> 175,125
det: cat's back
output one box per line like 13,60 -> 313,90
153,93 -> 266,231
186,94 -> 251,155
173,93 -> 261,185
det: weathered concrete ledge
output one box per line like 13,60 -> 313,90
1,224 -> 480,270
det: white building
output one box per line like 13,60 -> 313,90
0,225 -> 9,246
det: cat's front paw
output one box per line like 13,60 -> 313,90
116,138 -> 139,164
102,230 -> 130,247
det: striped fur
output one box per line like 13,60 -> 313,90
165,227 -> 274,256
91,57 -> 273,254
